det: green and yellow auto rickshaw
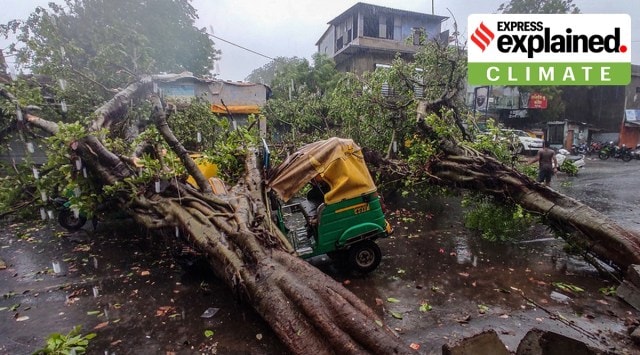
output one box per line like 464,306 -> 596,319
266,137 -> 392,273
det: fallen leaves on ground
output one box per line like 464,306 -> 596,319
156,306 -> 176,317
477,304 -> 489,314
94,321 -> 109,330
72,244 -> 91,252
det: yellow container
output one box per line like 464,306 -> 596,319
186,154 -> 218,187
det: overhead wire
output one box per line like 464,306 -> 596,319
208,34 -> 274,60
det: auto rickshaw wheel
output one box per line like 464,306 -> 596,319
348,240 -> 381,274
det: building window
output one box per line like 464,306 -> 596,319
363,16 -> 378,37
386,16 -> 394,39
353,16 -> 358,39
636,87 -> 640,93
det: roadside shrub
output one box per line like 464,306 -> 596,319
33,325 -> 96,355
462,194 -> 536,242
559,159 -> 578,176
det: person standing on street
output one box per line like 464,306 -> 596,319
528,141 -> 558,186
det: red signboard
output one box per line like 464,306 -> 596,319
528,93 -> 547,109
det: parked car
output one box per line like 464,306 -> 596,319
265,137 -> 393,274
502,129 -> 544,155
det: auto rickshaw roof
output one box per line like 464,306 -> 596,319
267,137 -> 377,204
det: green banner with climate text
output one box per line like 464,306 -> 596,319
468,62 -> 630,86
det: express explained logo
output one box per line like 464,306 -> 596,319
467,14 -> 631,85
470,22 -> 495,52
471,20 -> 627,58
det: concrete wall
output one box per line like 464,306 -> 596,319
160,79 -> 269,107
317,27 -> 335,57
209,82 -> 268,106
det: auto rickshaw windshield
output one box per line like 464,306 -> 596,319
267,137 -> 377,204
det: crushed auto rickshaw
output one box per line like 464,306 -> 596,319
265,137 -> 393,273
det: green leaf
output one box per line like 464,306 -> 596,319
419,302 -> 432,312
87,310 -> 100,315
552,282 -> 584,293
390,311 -> 403,319
375,320 -> 383,327
599,286 -> 616,296
9,303 -> 20,311
0,307 -> 8,311
204,329 -> 214,338
386,297 -> 400,303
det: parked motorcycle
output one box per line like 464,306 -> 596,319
571,142 -> 588,155
587,141 -> 603,156
52,196 -> 87,231
598,143 -> 633,162
51,194 -> 119,231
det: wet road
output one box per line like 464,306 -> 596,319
1,157 -> 639,354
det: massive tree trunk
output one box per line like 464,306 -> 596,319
22,78 -> 412,354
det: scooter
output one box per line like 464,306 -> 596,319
556,148 -> 585,174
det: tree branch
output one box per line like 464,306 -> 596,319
150,95 -> 212,194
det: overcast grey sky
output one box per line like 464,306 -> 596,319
2,0 -> 639,81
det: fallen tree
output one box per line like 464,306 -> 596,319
14,76 -> 412,354
426,143 -> 640,270
12,73 -> 640,355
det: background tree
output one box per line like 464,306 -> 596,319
245,56 -> 305,90
1,0 -> 218,119
259,54 -> 343,143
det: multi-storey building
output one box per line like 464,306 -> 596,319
316,2 -> 448,75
